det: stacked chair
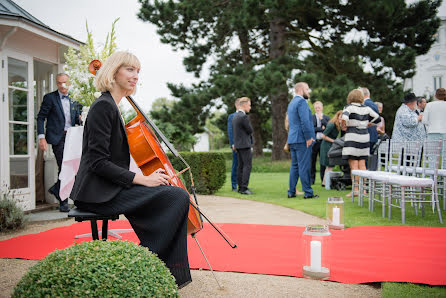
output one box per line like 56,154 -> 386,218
351,139 -> 444,224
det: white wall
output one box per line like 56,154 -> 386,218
193,133 -> 210,152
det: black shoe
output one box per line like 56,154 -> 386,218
239,189 -> 255,195
287,194 -> 296,198
48,187 -> 62,201
59,200 -> 70,212
304,194 -> 319,199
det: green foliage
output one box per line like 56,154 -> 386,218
150,97 -> 197,151
0,188 -> 25,232
138,0 -> 441,157
169,152 -> 226,195
13,240 -> 178,297
206,113 -> 227,150
64,19 -> 119,107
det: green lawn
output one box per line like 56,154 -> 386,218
216,156 -> 446,297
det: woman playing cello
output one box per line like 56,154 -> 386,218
70,51 -> 192,288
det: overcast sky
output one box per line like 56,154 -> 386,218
14,0 -> 199,112
14,0 -> 446,112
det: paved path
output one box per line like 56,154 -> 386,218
1,195 -> 381,297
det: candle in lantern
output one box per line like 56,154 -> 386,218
310,240 -> 322,272
332,206 -> 340,226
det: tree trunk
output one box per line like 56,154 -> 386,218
238,28 -> 264,156
249,112 -> 263,157
269,17 -> 289,160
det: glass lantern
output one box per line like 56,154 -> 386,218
327,197 -> 344,230
302,224 -> 331,280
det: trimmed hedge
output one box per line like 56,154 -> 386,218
168,152 -> 226,195
220,150 -> 272,160
13,241 -> 178,297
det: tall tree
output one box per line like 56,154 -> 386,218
138,0 -> 441,159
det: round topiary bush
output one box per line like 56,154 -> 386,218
13,240 -> 179,297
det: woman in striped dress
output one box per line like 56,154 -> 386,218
341,89 -> 380,197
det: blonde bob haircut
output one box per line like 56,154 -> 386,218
95,51 -> 141,93
347,89 -> 364,104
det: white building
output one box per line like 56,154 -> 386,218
0,0 -> 81,211
405,16 -> 446,98
193,132 -> 210,152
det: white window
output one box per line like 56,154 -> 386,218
434,76 -> 442,90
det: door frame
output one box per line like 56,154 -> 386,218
1,49 -> 35,210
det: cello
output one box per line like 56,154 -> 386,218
89,60 -> 235,286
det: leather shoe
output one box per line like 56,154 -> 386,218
287,194 -> 296,198
48,186 -> 61,201
304,194 -> 319,199
239,189 -> 255,195
59,199 -> 70,212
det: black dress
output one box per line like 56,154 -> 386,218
71,92 -> 191,286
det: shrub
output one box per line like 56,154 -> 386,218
13,240 -> 179,297
0,189 -> 25,232
169,152 -> 226,194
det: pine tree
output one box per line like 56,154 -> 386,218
138,0 -> 441,159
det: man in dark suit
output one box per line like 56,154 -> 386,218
232,97 -> 254,195
361,87 -> 379,154
287,82 -> 318,199
227,98 -> 241,192
37,73 -> 80,212
311,101 -> 330,185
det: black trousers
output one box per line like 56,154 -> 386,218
311,140 -> 325,184
236,148 -> 252,192
74,185 -> 192,287
50,133 -> 66,199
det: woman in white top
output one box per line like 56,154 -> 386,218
422,88 -> 446,140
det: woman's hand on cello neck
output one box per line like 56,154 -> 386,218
133,168 -> 170,187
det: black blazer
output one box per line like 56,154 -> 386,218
312,114 -> 330,134
70,92 -> 135,204
232,111 -> 253,149
37,90 -> 80,145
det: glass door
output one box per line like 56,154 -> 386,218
4,52 -> 34,210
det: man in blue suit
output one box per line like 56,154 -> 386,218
227,98 -> 240,192
361,87 -> 379,154
37,73 -> 80,212
287,82 -> 318,199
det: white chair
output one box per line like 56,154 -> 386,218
368,140 -> 405,217
401,139 -> 446,210
351,139 -> 390,208
440,139 -> 446,210
387,140 -> 443,224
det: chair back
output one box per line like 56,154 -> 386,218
377,139 -> 390,172
388,140 -> 404,174
402,141 -> 423,176
420,140 -> 442,179
442,139 -> 446,170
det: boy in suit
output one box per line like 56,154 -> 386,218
37,73 -> 80,212
232,97 -> 254,195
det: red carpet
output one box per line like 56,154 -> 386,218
0,221 -> 445,285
